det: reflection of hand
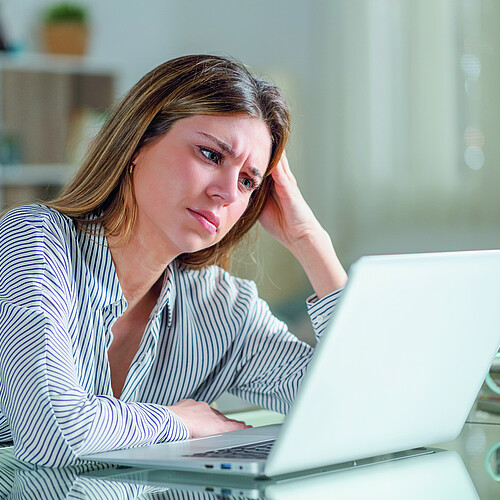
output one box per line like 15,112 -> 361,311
168,399 -> 251,439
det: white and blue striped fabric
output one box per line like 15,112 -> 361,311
1,445 -> 167,499
0,204 -> 341,467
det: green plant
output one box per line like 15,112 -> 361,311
43,2 -> 88,24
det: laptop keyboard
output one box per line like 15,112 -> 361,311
191,439 -> 275,460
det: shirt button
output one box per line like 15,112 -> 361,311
138,354 -> 146,365
317,315 -> 325,323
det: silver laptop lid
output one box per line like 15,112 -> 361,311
266,250 -> 500,476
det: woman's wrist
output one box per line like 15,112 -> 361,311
289,225 -> 347,299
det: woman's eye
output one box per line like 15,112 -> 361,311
240,177 -> 257,191
200,147 -> 221,164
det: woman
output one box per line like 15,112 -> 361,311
0,55 -> 347,467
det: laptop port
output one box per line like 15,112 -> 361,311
204,464 -> 214,469
220,463 -> 232,470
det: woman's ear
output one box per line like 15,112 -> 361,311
130,149 -> 140,164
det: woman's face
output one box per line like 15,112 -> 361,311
132,114 -> 272,261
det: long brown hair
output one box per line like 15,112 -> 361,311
48,54 -> 290,269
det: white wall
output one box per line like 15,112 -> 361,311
3,0 -> 500,337
310,0 -> 500,266
2,0 -> 179,93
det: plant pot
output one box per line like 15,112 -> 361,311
42,22 -> 88,56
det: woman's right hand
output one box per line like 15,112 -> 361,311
168,399 -> 251,438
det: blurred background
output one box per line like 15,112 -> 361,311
0,0 -> 498,349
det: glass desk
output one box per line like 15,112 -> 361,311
1,406 -> 499,499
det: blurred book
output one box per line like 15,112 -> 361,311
66,107 -> 107,166
0,15 -> 11,51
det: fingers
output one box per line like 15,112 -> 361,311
168,399 -> 252,439
280,150 -> 294,179
211,407 -> 252,428
272,151 -> 297,190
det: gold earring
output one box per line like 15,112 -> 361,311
129,162 -> 136,175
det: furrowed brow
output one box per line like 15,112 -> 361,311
197,132 -> 264,182
198,133 -> 236,157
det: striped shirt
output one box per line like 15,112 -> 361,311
0,204 -> 341,467
0,446 -> 169,499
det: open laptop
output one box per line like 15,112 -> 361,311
83,250 -> 500,478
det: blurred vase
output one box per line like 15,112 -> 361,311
42,23 -> 88,56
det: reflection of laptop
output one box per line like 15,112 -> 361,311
85,450 -> 479,499
83,250 -> 500,478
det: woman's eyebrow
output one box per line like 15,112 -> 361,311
197,132 -> 236,157
197,132 -> 263,182
248,166 -> 263,183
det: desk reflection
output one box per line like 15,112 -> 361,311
0,446 -> 479,500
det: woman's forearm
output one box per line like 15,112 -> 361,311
287,224 -> 347,299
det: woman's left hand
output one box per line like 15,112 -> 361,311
259,152 -> 319,249
259,152 -> 348,298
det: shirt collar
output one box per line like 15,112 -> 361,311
152,261 -> 177,328
77,226 -> 125,310
77,222 -> 182,322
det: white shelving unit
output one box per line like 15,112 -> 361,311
0,53 -> 116,209
0,164 -> 75,185
0,164 -> 76,207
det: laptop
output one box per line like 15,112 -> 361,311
83,250 -> 500,478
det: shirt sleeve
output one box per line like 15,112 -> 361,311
307,288 -> 344,339
0,209 -> 188,467
227,280 -> 343,415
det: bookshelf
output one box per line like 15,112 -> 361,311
0,53 -> 116,208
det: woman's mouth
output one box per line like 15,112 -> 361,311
188,209 -> 220,234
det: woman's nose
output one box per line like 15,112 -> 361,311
207,170 -> 239,205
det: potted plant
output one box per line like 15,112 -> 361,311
42,2 -> 89,56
